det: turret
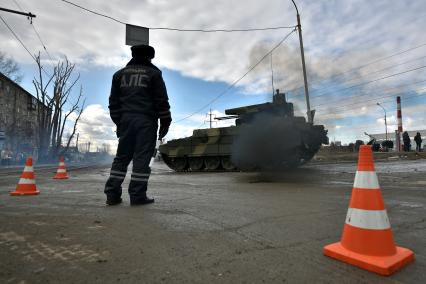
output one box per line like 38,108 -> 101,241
224,90 -> 294,125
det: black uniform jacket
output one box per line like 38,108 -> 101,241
108,58 -> 171,125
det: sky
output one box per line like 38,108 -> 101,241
1,0 -> 426,152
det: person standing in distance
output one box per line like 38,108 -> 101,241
105,44 -> 172,206
414,132 -> 422,152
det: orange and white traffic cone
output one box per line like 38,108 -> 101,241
10,157 -> 40,196
53,156 -> 69,179
323,145 -> 414,275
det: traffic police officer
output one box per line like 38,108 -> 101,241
105,44 -> 171,206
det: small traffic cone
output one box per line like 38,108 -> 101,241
323,145 -> 414,275
53,156 -> 69,179
10,157 -> 40,196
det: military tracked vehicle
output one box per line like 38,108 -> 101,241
159,91 -> 328,171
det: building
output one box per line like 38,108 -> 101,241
0,72 -> 50,160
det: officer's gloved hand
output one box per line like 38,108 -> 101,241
159,117 -> 172,139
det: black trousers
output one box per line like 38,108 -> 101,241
104,114 -> 157,203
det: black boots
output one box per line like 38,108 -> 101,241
130,197 -> 155,206
106,197 -> 123,206
106,197 -> 155,206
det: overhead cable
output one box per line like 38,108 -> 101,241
318,88 -> 426,118
0,14 -> 77,107
310,65 -> 426,100
313,78 -> 426,109
173,29 -> 296,123
60,0 -> 296,32
287,42 -> 426,95
13,0 -> 53,60
308,55 -> 426,98
0,15 -> 38,64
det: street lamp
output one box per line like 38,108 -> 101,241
376,102 -> 388,141
290,0 -> 313,124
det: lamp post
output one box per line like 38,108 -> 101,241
377,102 -> 388,141
290,0 -> 313,123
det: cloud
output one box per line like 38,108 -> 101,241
2,0 -> 426,145
2,0 -> 425,89
67,104 -> 118,152
66,104 -> 237,152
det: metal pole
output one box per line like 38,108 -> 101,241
384,112 -> 388,141
291,0 -> 312,123
396,96 -> 403,152
0,7 -> 36,19
76,133 -> 79,152
377,103 -> 388,141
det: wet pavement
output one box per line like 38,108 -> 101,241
0,160 -> 425,283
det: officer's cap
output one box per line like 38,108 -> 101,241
131,44 -> 155,59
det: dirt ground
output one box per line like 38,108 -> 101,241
1,158 -> 425,283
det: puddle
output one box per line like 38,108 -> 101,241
328,181 -> 352,185
399,202 -> 423,208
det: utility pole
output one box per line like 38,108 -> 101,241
204,109 -> 216,129
396,96 -> 403,152
290,0 -> 313,124
209,109 -> 213,129
76,133 -> 79,152
376,103 -> 388,141
0,7 -> 36,21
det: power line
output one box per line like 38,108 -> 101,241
287,42 -> 426,97
13,0 -> 53,60
315,80 -> 426,111
148,26 -> 297,33
244,50 -> 426,109
0,15 -> 55,81
30,23 -> 53,60
322,43 -> 426,82
309,64 -> 426,101
0,13 -> 81,110
60,0 -> 296,32
60,0 -> 125,25
307,55 -> 426,99
293,86 -> 414,119
173,29 -> 296,124
317,88 -> 426,118
0,14 -> 38,63
319,90 -> 425,117
321,94 -> 426,132
313,79 -> 426,109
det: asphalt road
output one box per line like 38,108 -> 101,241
0,159 -> 425,283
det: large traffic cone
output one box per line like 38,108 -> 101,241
10,157 -> 40,196
323,145 -> 414,275
53,156 -> 69,179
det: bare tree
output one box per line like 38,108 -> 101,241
0,51 -> 23,83
33,53 -> 85,161
58,86 -> 85,156
33,53 -> 54,160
